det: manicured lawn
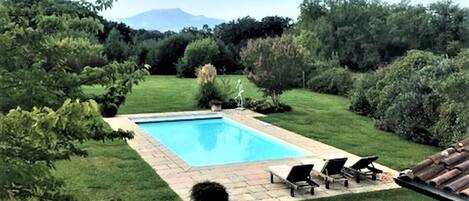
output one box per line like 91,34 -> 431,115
68,75 -> 438,200
313,188 -> 432,201
261,89 -> 439,170
54,141 -> 181,201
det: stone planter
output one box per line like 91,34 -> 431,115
210,100 -> 223,112
211,104 -> 222,112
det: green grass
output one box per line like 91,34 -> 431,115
313,188 -> 432,201
261,90 -> 439,170
65,75 -> 439,200
54,141 -> 181,201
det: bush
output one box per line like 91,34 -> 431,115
433,102 -> 469,147
190,181 -> 228,201
222,98 -> 239,109
195,65 -> 226,109
196,82 -> 224,109
101,103 -> 118,117
380,90 -> 439,144
307,67 -> 353,96
349,50 -> 469,146
177,38 -> 220,78
245,98 -> 292,114
349,74 -> 377,115
196,64 -> 217,84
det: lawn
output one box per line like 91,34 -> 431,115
54,141 -> 181,201
57,75 -> 439,200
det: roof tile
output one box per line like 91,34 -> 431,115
428,169 -> 461,186
408,137 -> 469,199
442,174 -> 469,192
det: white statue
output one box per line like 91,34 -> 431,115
235,79 -> 245,109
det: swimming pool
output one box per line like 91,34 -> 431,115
136,117 -> 307,167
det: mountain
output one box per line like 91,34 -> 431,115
116,8 -> 225,31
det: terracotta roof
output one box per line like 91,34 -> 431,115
403,138 -> 469,199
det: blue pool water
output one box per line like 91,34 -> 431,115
136,118 -> 306,167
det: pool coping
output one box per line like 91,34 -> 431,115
105,109 -> 400,201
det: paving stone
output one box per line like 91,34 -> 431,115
266,189 -> 289,198
250,192 -> 272,200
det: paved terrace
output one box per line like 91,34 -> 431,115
105,110 -> 399,201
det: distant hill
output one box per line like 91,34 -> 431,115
116,8 -> 224,31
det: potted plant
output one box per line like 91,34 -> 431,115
210,100 -> 222,112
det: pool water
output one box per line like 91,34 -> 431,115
136,118 -> 306,167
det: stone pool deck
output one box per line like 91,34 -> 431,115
105,110 -> 399,201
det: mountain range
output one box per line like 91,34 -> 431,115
116,8 -> 225,31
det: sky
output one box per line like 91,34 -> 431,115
94,0 -> 469,21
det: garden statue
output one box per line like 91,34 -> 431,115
235,79 -> 245,109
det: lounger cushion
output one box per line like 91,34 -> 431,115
269,165 -> 291,179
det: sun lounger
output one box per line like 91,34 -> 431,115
315,157 -> 349,189
343,155 -> 383,183
268,164 -> 320,197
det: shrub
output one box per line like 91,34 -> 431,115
196,82 -> 224,109
241,35 -> 304,108
349,74 -> 377,115
101,103 -> 118,117
380,90 -> 439,144
190,181 -> 228,201
177,38 -> 220,78
349,49 -> 469,146
307,67 -> 353,96
196,64 -> 217,84
195,64 -> 226,109
433,102 -> 469,147
245,99 -> 292,114
222,98 -> 239,109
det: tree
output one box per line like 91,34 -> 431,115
429,1 -> 469,54
133,39 -> 159,65
176,38 -> 220,78
0,100 -> 132,200
214,16 -> 292,72
241,35 -> 304,108
145,33 -> 197,74
0,0 -> 146,199
104,28 -> 130,62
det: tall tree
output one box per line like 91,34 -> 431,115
104,28 -> 130,62
241,36 -> 304,108
0,0 -> 146,200
297,0 -> 469,71
176,38 -> 220,77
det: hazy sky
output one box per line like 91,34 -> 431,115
95,0 -> 469,21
